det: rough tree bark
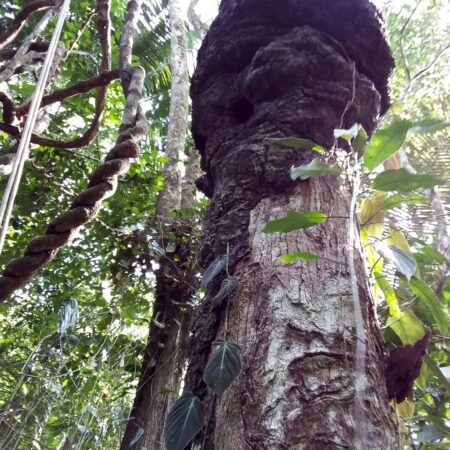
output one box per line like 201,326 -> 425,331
184,0 -> 398,449
120,1 -> 198,448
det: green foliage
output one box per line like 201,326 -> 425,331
203,341 -> 241,396
372,168 -> 444,192
269,137 -> 325,153
211,276 -> 238,308
262,211 -> 327,233
380,193 -> 429,210
163,392 -> 204,450
376,244 -> 417,280
280,251 -> 322,264
364,120 -> 412,170
201,255 -> 227,288
290,158 -> 342,180
0,1 -> 449,449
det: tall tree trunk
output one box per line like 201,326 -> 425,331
120,0 -> 196,448
185,0 -> 398,448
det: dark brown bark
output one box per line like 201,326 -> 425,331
8,70 -> 119,120
120,220 -> 198,450
0,92 -> 16,124
184,0 -> 397,448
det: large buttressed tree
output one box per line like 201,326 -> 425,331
185,0 -> 398,448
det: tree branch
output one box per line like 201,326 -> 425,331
0,9 -> 54,83
0,42 -> 49,63
399,0 -> 423,84
0,0 -> 57,50
16,69 -> 120,117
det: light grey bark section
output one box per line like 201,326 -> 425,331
181,151 -> 201,209
156,0 -> 190,217
188,0 -> 209,39
211,177 -> 398,449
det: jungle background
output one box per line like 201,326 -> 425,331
0,0 -> 448,448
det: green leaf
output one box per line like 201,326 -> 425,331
372,169 -> 444,192
424,355 -> 450,393
410,277 -> 448,335
414,245 -> 446,266
211,277 -> 238,307
364,120 -> 412,170
164,392 -> 204,450
375,273 -> 401,317
280,251 -> 322,264
333,123 -> 359,141
381,193 -> 428,210
409,118 -> 450,134
387,311 -> 425,345
376,244 -> 417,279
353,126 -> 368,156
396,398 -> 415,419
201,256 -> 227,288
203,341 -> 241,396
360,191 -> 386,237
269,137 -> 325,153
290,159 -> 342,180
262,211 -> 327,233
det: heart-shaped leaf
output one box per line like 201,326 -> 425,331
269,137 -> 325,153
211,277 -> 238,307
376,244 -> 417,279
372,169 -> 444,192
164,392 -> 204,450
203,341 -> 241,396
290,159 -> 341,180
280,251 -> 321,264
263,211 -> 327,233
201,255 -> 227,288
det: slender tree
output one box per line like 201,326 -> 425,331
121,0 -> 199,448
183,0 -> 399,448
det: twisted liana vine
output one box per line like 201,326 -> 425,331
0,0 -> 148,302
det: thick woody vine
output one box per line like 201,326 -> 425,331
0,0 -> 148,301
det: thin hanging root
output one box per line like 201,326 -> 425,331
0,0 -> 147,302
